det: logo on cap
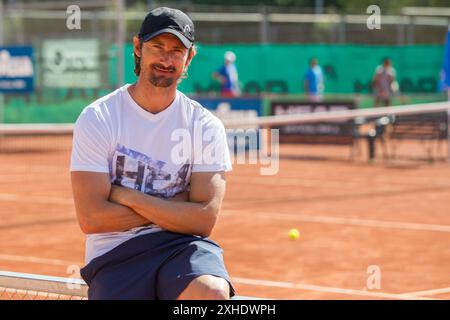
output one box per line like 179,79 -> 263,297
184,25 -> 191,33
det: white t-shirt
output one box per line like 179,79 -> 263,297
70,84 -> 232,264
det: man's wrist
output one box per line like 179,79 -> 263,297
122,187 -> 140,208
126,189 -> 155,214
110,185 -> 138,208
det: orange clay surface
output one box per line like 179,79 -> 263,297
1,137 -> 449,300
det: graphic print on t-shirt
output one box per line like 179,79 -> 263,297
111,144 -> 191,198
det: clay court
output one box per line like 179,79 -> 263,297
0,136 -> 450,300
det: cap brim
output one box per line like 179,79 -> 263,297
141,28 -> 193,49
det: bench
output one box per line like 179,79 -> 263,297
388,113 -> 448,161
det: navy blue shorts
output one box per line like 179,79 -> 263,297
80,231 -> 235,300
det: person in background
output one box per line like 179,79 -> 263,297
440,26 -> 450,101
212,51 -> 241,97
372,57 -> 399,107
440,69 -> 450,101
304,57 -> 324,102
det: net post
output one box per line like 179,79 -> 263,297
116,0 -> 125,87
447,107 -> 450,164
368,132 -> 376,162
260,124 -> 271,157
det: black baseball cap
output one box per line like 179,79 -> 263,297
138,7 -> 195,49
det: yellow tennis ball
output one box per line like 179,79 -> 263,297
288,228 -> 300,240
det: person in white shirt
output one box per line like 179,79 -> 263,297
70,7 -> 234,300
212,51 -> 241,97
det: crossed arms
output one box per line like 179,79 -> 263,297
71,171 -> 226,237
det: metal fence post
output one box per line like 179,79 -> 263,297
259,5 -> 269,44
407,16 -> 415,45
339,15 -> 346,44
259,5 -> 269,43
116,0 -> 125,87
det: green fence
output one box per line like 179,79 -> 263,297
1,44 -> 447,123
177,44 -> 445,95
117,43 -> 445,95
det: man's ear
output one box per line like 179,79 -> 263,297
133,36 -> 141,57
184,46 -> 197,69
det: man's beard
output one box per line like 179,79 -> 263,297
147,63 -> 179,87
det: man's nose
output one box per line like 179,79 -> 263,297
158,51 -> 174,65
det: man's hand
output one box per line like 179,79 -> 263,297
109,184 -> 133,206
170,190 -> 190,202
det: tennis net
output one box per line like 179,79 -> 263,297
0,124 -> 73,154
221,101 -> 450,162
0,271 -> 87,300
0,271 -> 265,300
1,101 -> 449,161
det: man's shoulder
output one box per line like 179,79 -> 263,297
78,86 -> 124,122
178,92 -> 224,128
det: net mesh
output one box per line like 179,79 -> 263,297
0,102 -> 448,160
0,134 -> 72,154
0,272 -> 258,300
0,124 -> 73,154
0,272 -> 88,300
0,286 -> 86,300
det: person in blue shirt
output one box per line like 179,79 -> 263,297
304,57 -> 324,102
441,27 -> 450,101
212,51 -> 241,97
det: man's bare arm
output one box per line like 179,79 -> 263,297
109,171 -> 226,237
71,171 -> 152,234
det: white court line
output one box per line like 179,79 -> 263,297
222,210 -> 450,233
232,277 -> 436,300
403,287 -> 450,297
0,254 -> 81,267
230,176 -> 367,189
0,193 -> 73,205
229,175 -> 450,189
